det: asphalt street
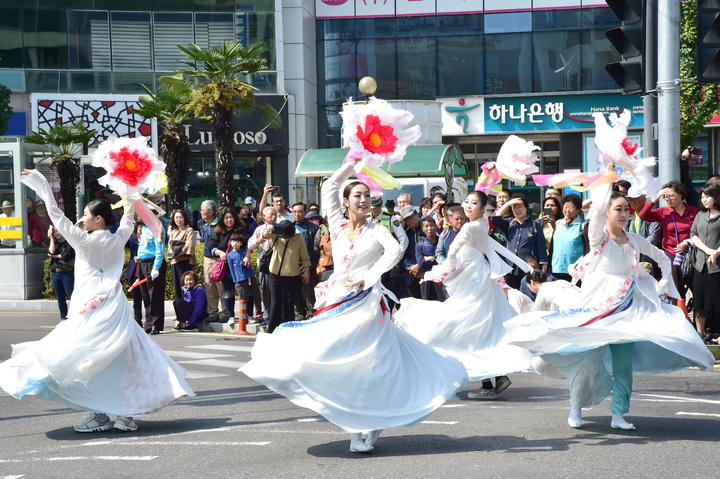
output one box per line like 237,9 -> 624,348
1,311 -> 719,479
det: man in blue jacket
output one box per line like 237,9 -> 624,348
137,214 -> 167,335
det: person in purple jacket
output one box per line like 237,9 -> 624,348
172,270 -> 208,331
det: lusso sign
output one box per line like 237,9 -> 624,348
184,126 -> 268,147
174,95 -> 289,154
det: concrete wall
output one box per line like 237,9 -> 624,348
0,249 -> 47,300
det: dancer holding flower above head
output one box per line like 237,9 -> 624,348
241,97 -> 467,454
505,111 -> 714,431
0,137 -> 194,433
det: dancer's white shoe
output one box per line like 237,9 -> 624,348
365,429 -> 383,447
567,409 -> 582,428
610,414 -> 636,430
350,433 -> 374,453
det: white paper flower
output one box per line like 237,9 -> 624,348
340,97 -> 421,167
92,137 -> 164,199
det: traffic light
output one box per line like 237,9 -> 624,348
604,0 -> 646,94
698,0 -> 720,82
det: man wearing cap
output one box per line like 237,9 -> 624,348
389,205 -> 424,304
626,184 -> 662,278
0,200 -> 18,248
292,202 -> 321,320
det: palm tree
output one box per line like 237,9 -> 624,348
167,40 -> 282,209
24,120 -> 97,223
134,83 -> 194,211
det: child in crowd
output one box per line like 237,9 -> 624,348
227,231 -> 263,322
172,270 -> 208,331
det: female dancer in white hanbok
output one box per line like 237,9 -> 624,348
240,161 -> 468,453
0,170 -> 195,433
395,190 -> 534,399
505,180 -> 715,430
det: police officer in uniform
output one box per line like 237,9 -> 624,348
367,196 -> 408,311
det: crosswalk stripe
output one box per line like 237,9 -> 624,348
165,351 -> 232,360
186,344 -> 254,353
177,358 -> 246,369
185,371 -> 229,379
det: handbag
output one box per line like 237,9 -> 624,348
168,239 -> 186,258
258,238 -> 275,274
670,213 -> 688,268
208,241 -> 231,282
680,244 -> 695,278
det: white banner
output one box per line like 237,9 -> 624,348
356,0 -> 395,18
436,0 -> 484,15
396,0 -> 435,16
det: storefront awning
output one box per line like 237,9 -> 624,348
295,144 -> 467,178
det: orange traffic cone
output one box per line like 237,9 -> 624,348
677,298 -> 691,322
235,300 -> 250,335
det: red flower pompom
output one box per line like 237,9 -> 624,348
109,146 -> 153,187
621,138 -> 638,156
356,115 -> 398,155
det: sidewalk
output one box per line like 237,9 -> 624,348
0,299 -> 262,335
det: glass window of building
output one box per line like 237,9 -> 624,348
581,29 -> 618,91
436,15 -> 483,36
484,12 -> 532,34
484,33 -> 532,94
0,7 -> 23,68
398,36 -> 436,99
194,12 -> 234,50
68,10 -> 111,70
437,35 -> 483,97
23,8 -> 69,69
110,12 -> 152,71
153,12 -> 193,71
532,31 -> 582,92
532,10 -> 581,31
364,38 -> 398,99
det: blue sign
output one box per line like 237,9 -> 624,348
484,93 -> 644,133
4,112 -> 26,136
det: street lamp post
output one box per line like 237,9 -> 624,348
358,76 -> 377,103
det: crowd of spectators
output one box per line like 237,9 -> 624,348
34,146 -> 720,343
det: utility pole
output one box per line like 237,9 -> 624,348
643,0 -> 658,162
657,0 -> 681,184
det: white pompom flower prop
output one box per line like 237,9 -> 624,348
92,136 -> 164,200
92,136 -> 165,240
340,97 -> 422,196
475,135 -> 540,195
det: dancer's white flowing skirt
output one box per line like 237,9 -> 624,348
0,282 -> 195,416
505,272 -> 715,408
240,286 -> 468,433
395,255 -> 534,381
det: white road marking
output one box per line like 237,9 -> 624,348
677,412 -> 720,418
82,441 -> 270,447
0,457 -> 156,463
297,418 -> 321,422
440,404 -> 467,408
186,344 -> 254,353
184,371 -> 229,379
164,351 -> 232,360
528,395 -> 570,400
421,421 -> 458,425
176,358 -> 246,369
2,475 -> 25,478
634,393 -> 720,405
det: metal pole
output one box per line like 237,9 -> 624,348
644,0 -> 658,162
657,0 -> 681,184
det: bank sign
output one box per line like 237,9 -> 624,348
439,93 -> 645,135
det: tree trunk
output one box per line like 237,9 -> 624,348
53,158 -> 80,224
213,104 -> 235,210
160,128 -> 190,212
